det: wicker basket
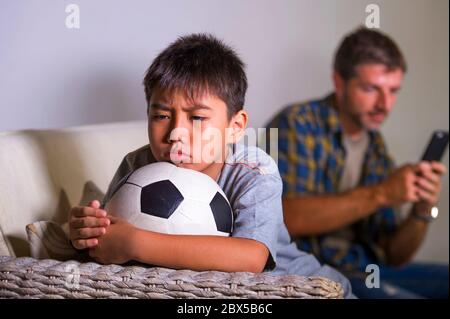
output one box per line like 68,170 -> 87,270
0,256 -> 343,299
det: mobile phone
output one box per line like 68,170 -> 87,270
421,130 -> 449,162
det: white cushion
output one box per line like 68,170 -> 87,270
25,181 -> 106,260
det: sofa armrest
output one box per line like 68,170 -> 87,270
0,256 -> 343,299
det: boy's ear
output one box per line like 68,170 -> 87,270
227,110 -> 248,144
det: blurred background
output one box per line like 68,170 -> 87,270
0,0 -> 448,263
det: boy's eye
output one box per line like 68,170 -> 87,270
191,116 -> 206,121
151,114 -> 170,120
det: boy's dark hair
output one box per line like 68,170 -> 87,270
334,27 -> 407,81
143,33 -> 247,118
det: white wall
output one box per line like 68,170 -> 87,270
0,0 -> 448,263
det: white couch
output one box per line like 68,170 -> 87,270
0,121 -> 148,257
0,121 -> 343,298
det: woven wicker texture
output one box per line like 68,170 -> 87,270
0,256 -> 343,299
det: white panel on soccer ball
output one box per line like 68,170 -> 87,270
127,162 -> 177,187
168,219 -> 224,236
105,183 -> 141,221
170,198 -> 214,226
169,166 -> 218,201
168,199 -> 228,236
132,213 -> 170,234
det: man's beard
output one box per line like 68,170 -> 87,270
342,89 -> 365,131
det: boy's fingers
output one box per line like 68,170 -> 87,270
76,227 -> 106,239
72,207 -> 107,218
73,238 -> 98,250
89,200 -> 101,209
108,215 -> 119,224
71,217 -> 110,229
89,248 -> 100,260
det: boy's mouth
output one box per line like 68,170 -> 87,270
163,150 -> 192,163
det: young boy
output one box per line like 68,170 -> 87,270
68,34 -> 354,298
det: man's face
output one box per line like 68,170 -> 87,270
147,89 -> 242,180
335,64 -> 404,133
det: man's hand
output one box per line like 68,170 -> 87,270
69,200 -> 111,250
413,161 -> 446,215
377,164 -> 420,206
379,162 -> 446,266
89,216 -> 137,264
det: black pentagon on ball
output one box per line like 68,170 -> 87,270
140,180 -> 184,219
209,192 -> 233,233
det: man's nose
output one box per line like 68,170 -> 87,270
377,92 -> 395,113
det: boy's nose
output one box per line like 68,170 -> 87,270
171,114 -> 188,130
168,127 -> 189,144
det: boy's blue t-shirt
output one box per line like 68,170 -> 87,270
102,143 -> 353,298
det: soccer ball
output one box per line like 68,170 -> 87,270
105,162 -> 233,236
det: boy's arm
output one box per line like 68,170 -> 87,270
131,229 -> 269,272
89,218 -> 269,272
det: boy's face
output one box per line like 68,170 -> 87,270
147,88 -> 246,180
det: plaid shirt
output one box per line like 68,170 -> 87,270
267,93 -> 400,271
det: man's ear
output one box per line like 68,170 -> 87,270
227,110 -> 248,144
333,71 -> 345,95
332,71 -> 345,101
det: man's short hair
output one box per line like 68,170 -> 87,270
143,33 -> 247,118
334,27 -> 407,81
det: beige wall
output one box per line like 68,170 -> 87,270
0,0 -> 448,262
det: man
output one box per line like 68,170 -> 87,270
267,27 -> 448,298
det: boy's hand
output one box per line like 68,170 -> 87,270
69,200 -> 111,250
89,216 -> 137,264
